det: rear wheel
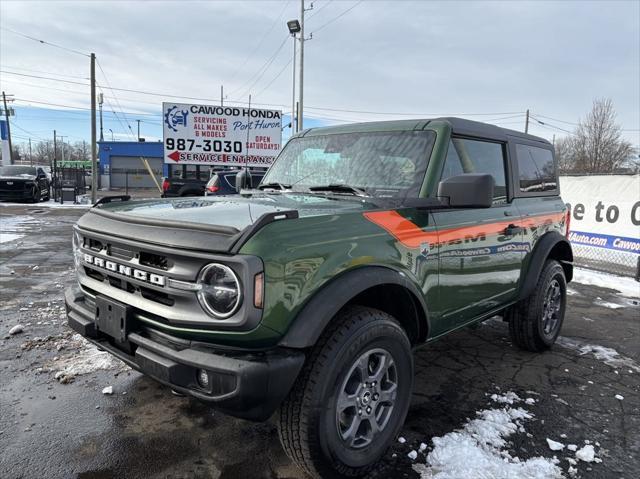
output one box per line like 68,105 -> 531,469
278,306 -> 413,478
507,259 -> 567,352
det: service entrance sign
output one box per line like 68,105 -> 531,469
162,102 -> 282,167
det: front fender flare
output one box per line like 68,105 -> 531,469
278,266 -> 429,349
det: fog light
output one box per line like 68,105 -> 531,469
197,369 -> 210,388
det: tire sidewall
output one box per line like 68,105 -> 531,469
535,262 -> 567,346
315,318 -> 413,472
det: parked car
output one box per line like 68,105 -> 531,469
205,169 -> 266,196
66,117 -> 572,478
0,165 -> 51,202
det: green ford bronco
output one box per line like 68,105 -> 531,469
66,117 -> 572,478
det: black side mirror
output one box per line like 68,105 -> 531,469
235,168 -> 253,192
438,173 -> 494,208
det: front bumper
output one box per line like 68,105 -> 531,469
65,286 -> 305,421
0,189 -> 31,200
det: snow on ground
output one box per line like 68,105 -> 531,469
0,199 -> 90,209
411,392 -> 563,479
593,298 -> 626,309
0,215 -> 40,244
572,268 -> 640,299
557,336 -> 640,373
46,334 -> 127,382
411,409 -> 562,479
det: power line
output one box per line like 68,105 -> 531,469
225,0 -> 291,84
307,0 -> 334,20
1,70 -> 287,108
1,26 -> 90,57
312,0 -> 363,34
255,57 -> 293,97
1,65 -> 88,80
229,34 -> 290,99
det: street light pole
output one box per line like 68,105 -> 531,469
109,129 -> 114,141
298,0 -> 305,132
137,119 -> 141,141
287,19 -> 302,134
292,36 -> 297,132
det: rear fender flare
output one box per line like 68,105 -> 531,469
519,231 -> 573,300
278,266 -> 430,349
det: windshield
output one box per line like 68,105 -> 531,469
262,130 -> 435,198
0,166 -> 37,176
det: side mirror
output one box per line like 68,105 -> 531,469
438,173 -> 494,208
235,168 -> 253,192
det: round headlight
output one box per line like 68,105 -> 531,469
197,263 -> 242,318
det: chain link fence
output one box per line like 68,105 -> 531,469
571,243 -> 639,279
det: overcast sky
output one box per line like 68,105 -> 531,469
1,0 -> 638,147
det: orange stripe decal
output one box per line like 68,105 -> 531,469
363,211 -> 437,249
364,210 -> 565,249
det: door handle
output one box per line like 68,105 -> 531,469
504,224 -> 522,236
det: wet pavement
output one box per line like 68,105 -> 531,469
1,203 -> 639,479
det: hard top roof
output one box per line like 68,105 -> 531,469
298,117 -> 551,145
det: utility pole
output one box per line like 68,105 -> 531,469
98,92 -> 104,141
298,1 -> 305,132
221,85 -> 224,107
29,138 -> 32,166
137,119 -> 141,141
2,91 -> 14,165
53,130 -> 57,180
525,109 -> 530,134
90,53 -> 97,203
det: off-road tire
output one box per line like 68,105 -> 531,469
278,306 -> 413,478
507,259 -> 567,352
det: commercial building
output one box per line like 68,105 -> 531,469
98,141 -> 165,189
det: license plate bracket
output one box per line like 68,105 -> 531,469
95,296 -> 130,342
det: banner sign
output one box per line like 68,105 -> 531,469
560,175 -> 640,255
162,102 -> 282,167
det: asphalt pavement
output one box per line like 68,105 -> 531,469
1,202 -> 638,479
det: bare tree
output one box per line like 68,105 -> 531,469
572,98 -> 635,173
554,136 -> 575,174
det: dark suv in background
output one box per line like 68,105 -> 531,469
205,169 -> 266,196
161,167 -> 267,197
0,165 -> 51,202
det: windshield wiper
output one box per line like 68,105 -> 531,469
257,182 -> 292,191
308,184 -> 369,196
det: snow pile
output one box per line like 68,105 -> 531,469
572,268 -> 640,299
49,334 -> 127,382
412,399 -> 562,479
557,336 -> 640,373
490,391 -> 521,404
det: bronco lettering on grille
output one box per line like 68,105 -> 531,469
83,253 -> 165,286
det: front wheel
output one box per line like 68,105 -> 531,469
29,186 -> 41,203
507,259 -> 567,352
278,306 -> 413,478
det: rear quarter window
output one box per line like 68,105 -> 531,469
516,144 -> 557,193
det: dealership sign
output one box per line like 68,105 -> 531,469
162,102 -> 282,167
560,175 -> 640,255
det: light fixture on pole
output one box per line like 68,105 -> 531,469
287,19 -> 301,134
108,128 -> 114,141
